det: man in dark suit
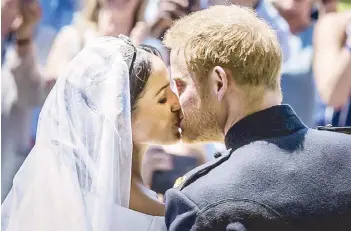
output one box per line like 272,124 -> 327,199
163,5 -> 351,231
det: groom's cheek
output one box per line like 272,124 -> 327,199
180,88 -> 200,112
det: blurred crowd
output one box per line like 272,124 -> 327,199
1,0 -> 351,202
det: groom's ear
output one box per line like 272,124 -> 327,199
210,66 -> 228,102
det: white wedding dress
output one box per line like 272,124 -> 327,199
2,192 -> 166,231
84,192 -> 166,230
1,36 -> 166,231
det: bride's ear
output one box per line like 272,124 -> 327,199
210,66 -> 228,102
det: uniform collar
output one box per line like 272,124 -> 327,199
224,105 -> 306,150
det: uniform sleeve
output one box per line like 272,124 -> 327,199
165,189 -> 199,231
165,190 -> 250,231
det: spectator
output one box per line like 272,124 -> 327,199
146,0 -> 204,65
150,0 -> 203,39
1,0 -> 44,202
1,0 -> 19,64
45,0 -> 150,80
1,0 -> 18,38
30,0 -> 80,148
142,143 -> 207,201
320,0 -> 338,15
314,11 -> 351,126
272,0 -> 317,127
34,0 -> 77,65
311,0 -> 338,20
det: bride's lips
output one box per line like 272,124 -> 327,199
174,113 -> 184,133
174,117 -> 183,129
174,119 -> 182,128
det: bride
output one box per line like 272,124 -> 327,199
2,35 -> 183,231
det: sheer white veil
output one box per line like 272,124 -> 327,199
2,35 -> 137,231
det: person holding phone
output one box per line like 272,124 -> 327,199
142,144 -> 207,201
150,0 -> 203,39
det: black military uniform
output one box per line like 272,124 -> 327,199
165,105 -> 351,231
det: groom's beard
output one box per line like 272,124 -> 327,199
180,94 -> 223,143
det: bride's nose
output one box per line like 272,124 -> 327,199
169,91 -> 181,112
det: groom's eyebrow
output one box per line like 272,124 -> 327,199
155,83 -> 170,97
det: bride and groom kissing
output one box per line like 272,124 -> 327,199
3,5 -> 351,231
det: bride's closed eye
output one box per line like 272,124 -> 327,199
156,84 -> 169,104
158,96 -> 167,104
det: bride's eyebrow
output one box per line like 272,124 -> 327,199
155,83 -> 170,97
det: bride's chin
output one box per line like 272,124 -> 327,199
171,127 -> 182,142
155,129 -> 182,145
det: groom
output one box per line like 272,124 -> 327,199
163,5 -> 351,231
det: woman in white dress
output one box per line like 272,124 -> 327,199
2,35 -> 182,231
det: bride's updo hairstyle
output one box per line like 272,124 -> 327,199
129,44 -> 162,111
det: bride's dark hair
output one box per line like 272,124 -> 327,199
129,44 -> 163,111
